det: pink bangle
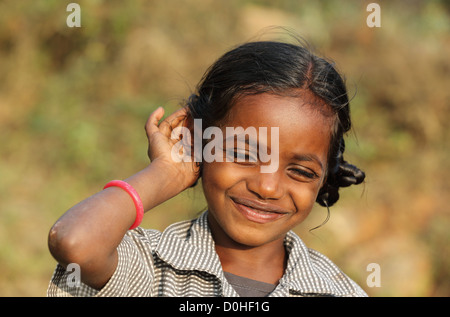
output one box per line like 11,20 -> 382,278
103,180 -> 144,230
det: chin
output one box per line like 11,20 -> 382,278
225,220 -> 287,248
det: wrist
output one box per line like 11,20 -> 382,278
124,160 -> 186,212
103,180 -> 144,230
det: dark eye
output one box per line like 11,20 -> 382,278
289,168 -> 318,180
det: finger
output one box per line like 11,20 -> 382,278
163,107 -> 189,123
159,107 -> 189,136
145,107 -> 165,136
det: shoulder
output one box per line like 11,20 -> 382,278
307,248 -> 367,296
284,231 -> 368,297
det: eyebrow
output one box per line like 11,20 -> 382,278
292,153 -> 324,172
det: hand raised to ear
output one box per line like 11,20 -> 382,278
144,107 -> 200,189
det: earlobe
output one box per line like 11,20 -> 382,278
187,161 -> 203,189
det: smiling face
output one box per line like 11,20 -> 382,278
201,91 -> 334,248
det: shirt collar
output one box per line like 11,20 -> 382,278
155,211 -> 360,297
279,231 -> 359,296
155,211 -> 223,277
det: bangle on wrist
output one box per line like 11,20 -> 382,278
103,180 -> 144,230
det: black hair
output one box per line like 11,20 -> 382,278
186,40 -> 365,207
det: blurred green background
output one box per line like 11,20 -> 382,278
0,0 -> 449,296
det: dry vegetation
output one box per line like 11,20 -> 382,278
0,0 -> 448,296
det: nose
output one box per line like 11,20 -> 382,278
246,171 -> 284,200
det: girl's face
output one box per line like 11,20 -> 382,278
202,92 -> 333,248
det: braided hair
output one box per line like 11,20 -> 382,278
186,40 -> 365,207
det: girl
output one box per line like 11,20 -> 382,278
47,40 -> 367,297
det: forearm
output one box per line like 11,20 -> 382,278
48,159 -> 183,288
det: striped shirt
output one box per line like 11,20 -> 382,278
47,211 -> 367,297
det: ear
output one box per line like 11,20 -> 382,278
182,108 -> 203,186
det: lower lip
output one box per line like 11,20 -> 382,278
232,201 -> 286,224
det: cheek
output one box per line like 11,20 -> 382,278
301,180 -> 323,204
201,162 -> 238,206
292,193 -> 315,222
285,186 -> 318,223
282,175 -> 325,228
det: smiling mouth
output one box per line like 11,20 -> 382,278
230,197 -> 290,224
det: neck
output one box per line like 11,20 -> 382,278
216,241 -> 287,284
208,216 -> 287,284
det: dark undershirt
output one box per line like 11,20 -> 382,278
224,272 -> 277,297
